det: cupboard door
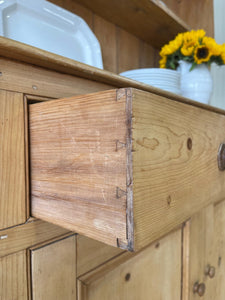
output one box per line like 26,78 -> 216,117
0,250 -> 28,300
0,90 -> 26,229
188,201 -> 225,299
31,235 -> 76,300
77,235 -> 123,276
78,229 -> 182,300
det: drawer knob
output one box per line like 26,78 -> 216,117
218,142 -> 225,171
205,265 -> 216,278
193,282 -> 206,297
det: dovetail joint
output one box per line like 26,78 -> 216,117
116,140 -> 126,151
116,88 -> 127,101
116,187 -> 127,199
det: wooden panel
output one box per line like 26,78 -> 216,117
0,90 -> 26,229
0,219 -> 70,258
188,201 -> 225,299
0,250 -> 28,300
132,88 -> 225,250
30,90 -> 128,248
42,1 -> 158,73
49,0 -> 94,29
31,235 -> 76,300
0,58 -> 114,98
78,229 -> 181,300
139,41 -> 158,69
72,0 -> 189,48
77,235 -> 123,276
2,37 -> 225,112
93,15 -> 117,73
182,221 -> 190,300
117,28 -> 140,73
164,0 -> 214,37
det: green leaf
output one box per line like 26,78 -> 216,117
189,62 -> 197,71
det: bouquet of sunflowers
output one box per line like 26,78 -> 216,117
159,29 -> 225,71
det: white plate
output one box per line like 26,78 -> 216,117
0,0 -> 103,69
124,76 -> 179,83
120,68 -> 179,76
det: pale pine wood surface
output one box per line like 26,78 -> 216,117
0,219 -> 70,257
94,15 -> 118,73
69,0 -> 189,48
0,58 -> 114,99
31,235 -> 76,300
117,28 -> 141,73
182,221 -> 190,300
77,235 -> 123,276
2,38 -> 225,117
78,229 -> 181,300
30,90 -> 128,247
0,250 -> 28,300
30,88 -> 225,251
49,0 -> 94,29
188,201 -> 225,299
164,0 -> 214,37
0,90 -> 26,229
132,89 -> 225,250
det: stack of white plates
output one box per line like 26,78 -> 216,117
120,68 -> 181,95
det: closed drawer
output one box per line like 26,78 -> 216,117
29,88 -> 225,251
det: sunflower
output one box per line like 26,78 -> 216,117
159,55 -> 167,68
221,44 -> 225,64
202,36 -> 222,56
192,29 -> 206,40
194,45 -> 212,64
181,43 -> 195,56
183,29 -> 205,44
180,30 -> 203,58
160,33 -> 183,56
159,29 -> 225,70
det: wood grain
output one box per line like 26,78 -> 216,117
72,0 -> 189,48
1,38 -> 225,115
0,219 -> 70,258
164,0 -> 214,37
77,234 -> 123,276
117,28 -> 141,73
188,201 -> 225,299
30,90 -> 129,248
31,235 -> 76,300
49,0 -> 94,29
93,15 -> 117,73
0,90 -> 26,229
0,58 -> 114,99
78,229 -> 182,300
30,88 -> 225,251
0,250 -> 28,300
132,88 -> 225,250
139,41 -> 158,69
182,221 -> 190,300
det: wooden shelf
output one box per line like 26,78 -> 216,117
72,0 -> 190,48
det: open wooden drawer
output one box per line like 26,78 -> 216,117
29,88 -> 225,251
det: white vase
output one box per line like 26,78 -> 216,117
178,61 -> 213,104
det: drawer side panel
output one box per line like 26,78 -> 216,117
29,89 -> 128,248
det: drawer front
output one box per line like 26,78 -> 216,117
0,90 -> 26,229
131,89 -> 225,250
29,88 -> 225,251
